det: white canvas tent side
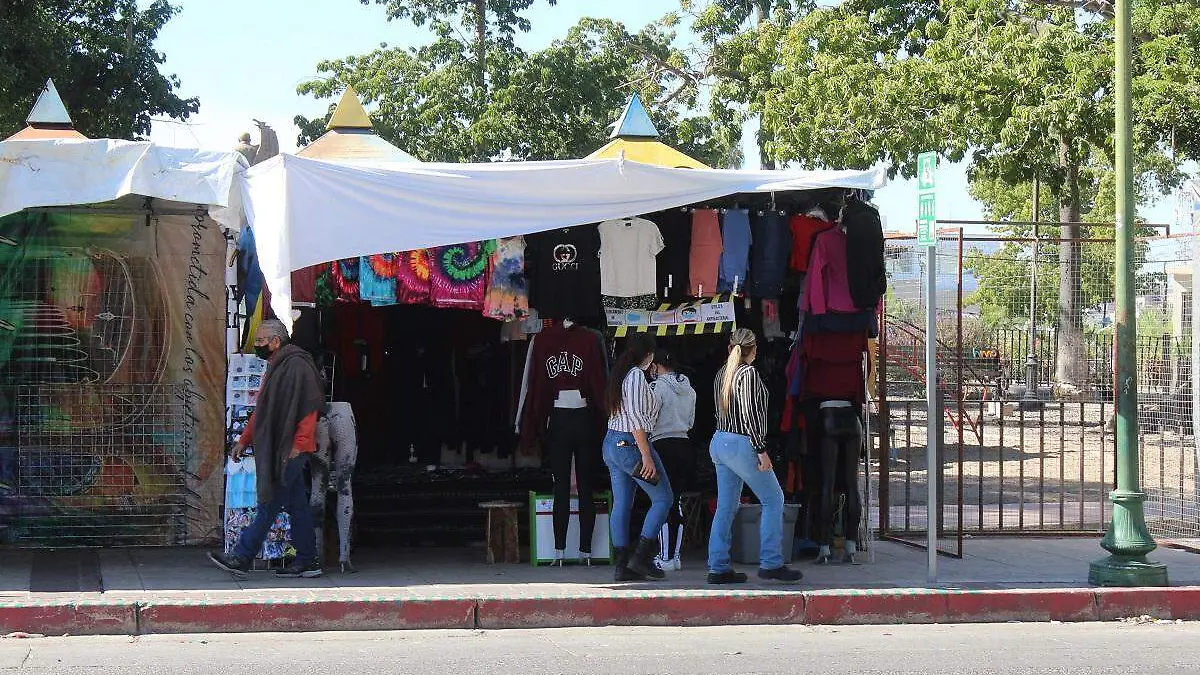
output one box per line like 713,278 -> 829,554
240,154 -> 887,328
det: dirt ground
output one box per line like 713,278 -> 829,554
869,399 -> 1199,537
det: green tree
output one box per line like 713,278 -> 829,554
756,0 -> 1200,389
295,18 -> 739,165
0,0 -> 198,139
359,0 -> 557,95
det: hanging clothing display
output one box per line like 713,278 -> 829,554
517,323 -> 607,445
788,214 -> 831,273
648,209 -> 692,302
484,236 -> 530,321
329,259 -> 361,302
291,265 -> 319,305
689,209 -> 723,297
842,198 -> 888,310
801,330 -> 868,403
525,226 -> 602,321
430,241 -> 494,311
396,249 -> 432,305
748,212 -> 791,299
802,226 -> 858,316
717,208 -> 752,293
360,254 -> 399,307
598,217 -> 664,298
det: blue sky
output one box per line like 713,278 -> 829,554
145,0 -> 1181,233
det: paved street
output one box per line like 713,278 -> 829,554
2,623 -> 1199,674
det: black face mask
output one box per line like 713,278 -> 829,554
254,344 -> 272,360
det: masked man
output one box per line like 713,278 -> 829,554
210,319 -> 325,578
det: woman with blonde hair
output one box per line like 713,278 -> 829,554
706,328 -> 802,584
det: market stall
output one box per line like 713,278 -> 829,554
0,80 -> 245,547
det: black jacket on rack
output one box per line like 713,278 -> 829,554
843,199 -> 887,310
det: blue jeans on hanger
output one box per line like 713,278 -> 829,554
708,430 -> 786,573
603,430 -> 673,548
234,455 -> 317,564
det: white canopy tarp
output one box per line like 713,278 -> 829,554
0,138 -> 246,228
244,153 -> 887,328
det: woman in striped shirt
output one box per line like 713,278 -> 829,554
603,334 -> 674,581
707,328 -> 802,584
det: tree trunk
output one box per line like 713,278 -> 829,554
1055,138 -> 1088,394
754,1 -> 774,169
473,0 -> 487,94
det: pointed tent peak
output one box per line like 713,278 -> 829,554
327,85 -> 373,131
609,93 -> 660,139
27,79 -> 73,126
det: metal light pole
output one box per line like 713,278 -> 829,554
1088,0 -> 1168,586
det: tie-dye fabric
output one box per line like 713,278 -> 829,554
329,258 -> 361,302
360,254 -> 399,307
430,241 -> 495,310
483,236 -> 530,321
395,249 -> 432,305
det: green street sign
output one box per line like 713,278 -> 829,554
917,193 -> 936,246
917,152 -> 937,247
918,152 -> 937,191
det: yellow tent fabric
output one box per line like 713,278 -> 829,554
586,137 -> 709,169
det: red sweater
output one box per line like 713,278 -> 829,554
520,324 -> 607,442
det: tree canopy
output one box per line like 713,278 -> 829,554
0,0 -> 198,139
295,17 -> 740,165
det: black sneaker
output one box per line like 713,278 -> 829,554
706,570 -> 749,585
758,565 -> 803,582
275,559 -> 323,579
208,550 -> 250,577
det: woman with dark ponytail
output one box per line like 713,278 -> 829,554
603,334 -> 673,581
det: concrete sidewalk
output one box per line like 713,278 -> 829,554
2,538 -> 1200,635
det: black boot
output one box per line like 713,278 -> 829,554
628,537 -> 665,580
612,546 -> 644,582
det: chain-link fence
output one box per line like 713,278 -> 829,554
877,227 -> 1199,544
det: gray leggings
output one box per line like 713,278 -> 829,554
313,402 -> 358,564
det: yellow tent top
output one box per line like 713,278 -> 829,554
586,94 -> 708,169
587,137 -> 708,169
327,85 -> 374,130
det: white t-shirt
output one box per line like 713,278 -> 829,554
598,217 -> 665,298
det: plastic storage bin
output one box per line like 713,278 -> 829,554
730,503 -> 801,565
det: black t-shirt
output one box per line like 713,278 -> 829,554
648,209 -> 693,302
525,225 -> 602,322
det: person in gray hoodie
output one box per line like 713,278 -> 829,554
648,350 -> 697,570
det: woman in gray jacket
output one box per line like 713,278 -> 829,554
648,350 -> 696,571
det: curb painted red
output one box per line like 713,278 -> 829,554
476,594 -> 806,629
5,586 -> 1200,635
945,589 -> 1098,623
805,591 -> 948,625
0,603 -> 137,636
137,598 -> 476,634
1094,587 -> 1200,621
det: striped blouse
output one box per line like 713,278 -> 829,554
713,363 -> 770,449
608,367 -> 660,433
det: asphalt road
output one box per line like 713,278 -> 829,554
2,622 -> 1199,674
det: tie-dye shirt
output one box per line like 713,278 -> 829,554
483,236 -> 530,321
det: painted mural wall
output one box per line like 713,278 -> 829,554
0,207 -> 226,546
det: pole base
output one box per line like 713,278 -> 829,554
1089,554 -> 1169,587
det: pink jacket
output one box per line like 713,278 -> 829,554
801,226 -> 858,315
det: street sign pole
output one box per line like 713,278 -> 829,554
917,152 -> 938,583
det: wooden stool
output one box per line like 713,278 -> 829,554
479,500 -> 522,564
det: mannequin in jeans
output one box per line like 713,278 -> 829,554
706,329 -> 802,584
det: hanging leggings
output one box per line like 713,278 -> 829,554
547,407 -> 599,552
652,437 -> 695,560
314,402 -> 358,564
809,404 -> 863,547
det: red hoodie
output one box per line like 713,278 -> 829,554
519,324 -> 607,444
